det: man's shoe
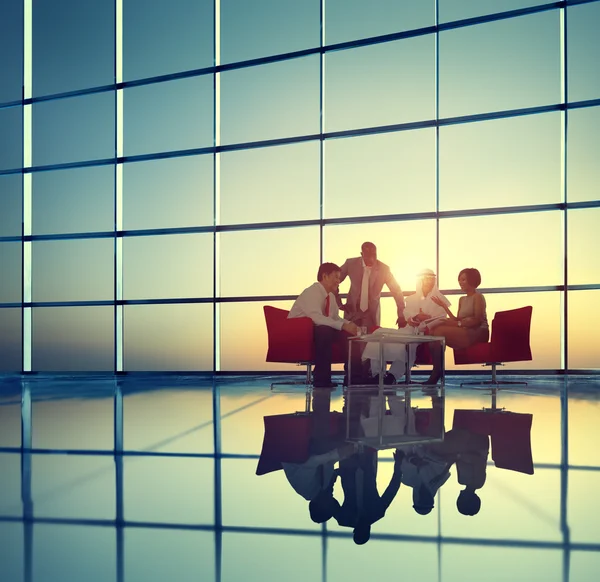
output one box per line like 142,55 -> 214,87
384,372 -> 396,385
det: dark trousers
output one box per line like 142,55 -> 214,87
312,325 -> 348,386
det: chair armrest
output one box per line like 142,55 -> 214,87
266,316 -> 315,363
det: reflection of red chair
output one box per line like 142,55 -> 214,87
453,409 -> 533,474
256,411 -> 344,475
453,306 -> 533,388
263,306 -> 345,399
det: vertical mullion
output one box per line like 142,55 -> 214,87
560,4 -> 568,373
435,0 -> 440,282
319,0 -> 325,265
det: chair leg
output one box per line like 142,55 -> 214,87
460,363 -> 528,388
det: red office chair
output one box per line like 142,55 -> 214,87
263,306 -> 345,404
453,306 -> 533,389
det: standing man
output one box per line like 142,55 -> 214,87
337,242 -> 406,329
289,262 -> 359,388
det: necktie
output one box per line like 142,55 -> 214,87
360,267 -> 371,312
324,294 -> 330,316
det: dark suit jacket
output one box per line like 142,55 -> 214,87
334,451 -> 402,528
338,257 -> 405,327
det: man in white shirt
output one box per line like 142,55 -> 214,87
289,263 -> 359,389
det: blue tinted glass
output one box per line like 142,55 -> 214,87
325,0 -> 433,45
123,304 -> 213,371
220,142 -> 320,225
220,56 -> 320,145
123,155 -> 214,230
0,309 -> 21,371
32,239 -> 114,302
122,234 -> 213,300
440,112 -> 561,211
568,2 -> 600,103
0,106 -> 22,171
325,36 -> 435,132
324,129 -> 436,218
123,77 -> 213,156
0,0 -> 23,103
567,106 -> 600,203
32,0 -> 114,96
439,11 -> 560,117
0,174 -> 22,238
220,0 -> 319,64
440,0 -> 550,23
0,242 -> 22,303
123,0 -> 214,81
32,93 -> 115,167
31,306 -> 114,371
32,166 -> 115,235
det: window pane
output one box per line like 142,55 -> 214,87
219,226 -> 320,297
0,174 -> 23,238
440,112 -> 561,211
440,0 -> 550,23
32,306 -> 114,371
32,166 -> 114,235
0,105 -> 22,171
32,239 -> 114,302
567,106 -> 600,203
0,0 -> 23,103
220,0 -> 319,64
0,456 -> 22,514
438,212 -> 563,288
445,290 -> 561,370
0,309 -> 21,371
325,36 -> 435,132
0,242 -> 22,303
219,299 -> 294,371
123,304 -> 213,371
220,142 -> 320,225
32,93 -> 115,166
123,156 -> 214,230
568,208 -> 600,286
323,221 -> 437,292
123,234 -> 213,300
32,0 -> 114,96
569,471 -> 600,544
220,56 -> 320,145
32,381 -> 114,450
568,2 -> 600,103
123,0 -> 214,81
569,290 -> 600,370
123,77 -> 213,157
439,11 -> 560,118
324,129 -> 436,219
325,0 -> 433,45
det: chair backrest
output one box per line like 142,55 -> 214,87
490,306 -> 533,364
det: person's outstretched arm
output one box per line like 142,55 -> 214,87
381,450 -> 404,509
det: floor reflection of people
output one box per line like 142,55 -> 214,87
400,428 -> 489,516
334,448 -> 404,545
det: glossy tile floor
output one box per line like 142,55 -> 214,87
1,374 -> 599,582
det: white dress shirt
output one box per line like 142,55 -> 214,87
281,449 -> 340,501
288,282 -> 348,330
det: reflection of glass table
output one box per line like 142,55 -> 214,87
345,332 -> 446,449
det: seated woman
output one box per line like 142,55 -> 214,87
361,269 -> 450,383
425,267 -> 489,385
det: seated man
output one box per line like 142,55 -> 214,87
288,262 -> 359,388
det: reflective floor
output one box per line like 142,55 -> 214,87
1,374 -> 599,582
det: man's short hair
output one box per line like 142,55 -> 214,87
361,241 -> 376,253
459,267 -> 482,289
317,262 -> 341,282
